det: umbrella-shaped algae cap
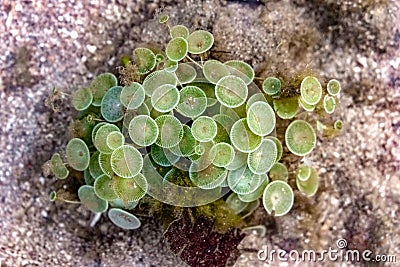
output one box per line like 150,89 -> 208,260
101,86 -> 124,122
224,60 -> 255,85
120,82 -> 145,110
108,208 -> 141,230
66,138 -> 90,171
300,76 -> 322,105
155,115 -> 184,148
89,72 -> 118,106
187,30 -> 214,54
262,77 -> 281,96
110,145 -> 143,178
151,84 -> 180,113
191,116 -> 218,142
133,47 -> 156,75
296,166 -> 319,196
170,24 -> 189,39
50,153 -> 69,179
285,120 -> 316,156
176,85 -> 207,118
327,79 -> 341,96
215,75 -> 248,108
246,101 -> 276,136
262,180 -> 293,216
166,37 -> 188,62
112,174 -> 148,203
72,87 -> 93,111
247,139 -> 277,174
128,115 -> 159,147
230,118 -> 262,153
78,185 -> 108,213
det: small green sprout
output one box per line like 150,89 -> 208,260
334,119 -> 343,130
49,191 -> 57,202
296,164 -> 312,181
158,14 -> 169,24
155,53 -> 165,62
296,166 -> 319,196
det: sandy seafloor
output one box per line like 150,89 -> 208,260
0,0 -> 399,266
